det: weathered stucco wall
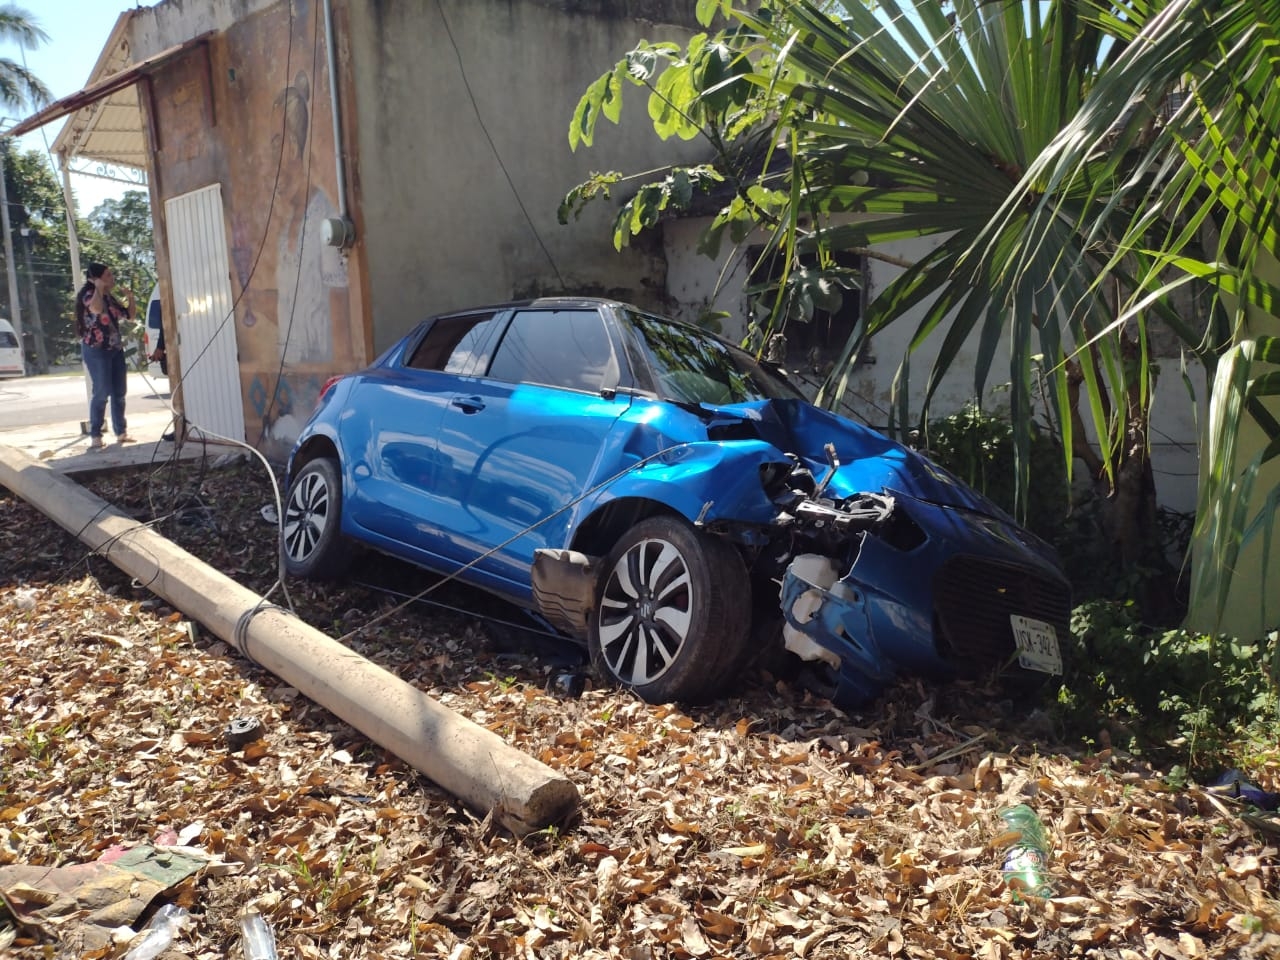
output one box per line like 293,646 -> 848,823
346,0 -> 705,353
129,0 -> 279,49
132,0 -> 365,456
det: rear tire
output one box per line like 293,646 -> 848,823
281,458 -> 350,580
589,515 -> 750,704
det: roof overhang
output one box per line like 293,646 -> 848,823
11,12 -> 209,172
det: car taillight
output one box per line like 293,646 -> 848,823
317,375 -> 343,405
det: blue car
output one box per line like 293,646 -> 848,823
282,298 -> 1069,706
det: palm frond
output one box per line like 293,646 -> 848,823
732,0 -> 1152,516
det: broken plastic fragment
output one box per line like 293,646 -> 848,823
780,553 -> 895,704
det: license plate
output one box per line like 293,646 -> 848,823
1010,615 -> 1063,675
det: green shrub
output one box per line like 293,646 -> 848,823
922,405 -> 1276,773
1053,599 -> 1280,774
921,402 -> 1192,612
920,401 -> 1069,539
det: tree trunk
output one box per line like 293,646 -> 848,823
1069,336 -> 1181,623
1107,419 -> 1180,622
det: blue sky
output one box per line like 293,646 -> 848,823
9,1 -> 149,215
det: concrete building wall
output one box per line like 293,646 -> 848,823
345,0 -> 705,354
128,0 -> 279,48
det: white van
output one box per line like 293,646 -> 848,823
0,318 -> 22,378
142,284 -> 167,378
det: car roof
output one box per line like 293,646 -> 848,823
419,298 -> 755,361
429,296 -> 632,322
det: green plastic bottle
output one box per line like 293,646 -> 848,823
997,804 -> 1054,899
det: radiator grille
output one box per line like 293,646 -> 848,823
933,556 -> 1071,669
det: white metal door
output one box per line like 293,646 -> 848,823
164,184 -> 245,441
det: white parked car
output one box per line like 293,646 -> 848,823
0,318 -> 23,378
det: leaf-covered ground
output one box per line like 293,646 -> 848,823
1,457 -> 1278,959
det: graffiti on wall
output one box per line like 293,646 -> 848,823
250,371 -> 327,448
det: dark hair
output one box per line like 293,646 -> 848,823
74,263 -> 112,336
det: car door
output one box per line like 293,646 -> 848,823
345,309 -> 508,560
432,306 -> 632,592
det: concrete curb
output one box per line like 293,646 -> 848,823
0,441 -> 579,835
0,409 -> 204,475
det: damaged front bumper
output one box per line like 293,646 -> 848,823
780,553 -> 896,706
775,487 -> 1071,707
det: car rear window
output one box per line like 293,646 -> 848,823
406,312 -> 504,375
0,331 -> 16,348
486,309 -> 618,393
623,310 -> 804,404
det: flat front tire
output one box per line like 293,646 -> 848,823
281,457 -> 350,579
589,515 -> 750,704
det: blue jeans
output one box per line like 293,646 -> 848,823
82,344 -> 127,439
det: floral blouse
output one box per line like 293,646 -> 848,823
80,289 -> 126,351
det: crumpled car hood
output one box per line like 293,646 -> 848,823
705,398 -> 1005,517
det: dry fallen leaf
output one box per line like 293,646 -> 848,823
0,461 -> 1275,960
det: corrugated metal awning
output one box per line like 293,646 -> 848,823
11,12 -> 209,171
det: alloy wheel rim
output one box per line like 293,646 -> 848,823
283,470 -> 330,563
598,537 -> 693,685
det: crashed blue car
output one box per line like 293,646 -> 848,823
282,297 -> 1069,706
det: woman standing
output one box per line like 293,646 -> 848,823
75,262 -> 135,449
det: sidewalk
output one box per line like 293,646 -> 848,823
0,408 -> 238,475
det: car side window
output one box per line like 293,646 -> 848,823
405,312 -> 504,375
486,309 -> 618,393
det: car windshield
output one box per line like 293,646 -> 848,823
624,310 -> 804,405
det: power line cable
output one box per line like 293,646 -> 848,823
332,440 -> 688,646
262,4 -> 323,434
433,0 -> 565,290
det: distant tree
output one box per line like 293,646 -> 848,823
0,143 -> 77,366
0,158 -> 157,369
0,5 -> 49,110
87,191 -> 155,292
0,5 -> 51,368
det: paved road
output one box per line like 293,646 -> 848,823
0,371 -> 173,430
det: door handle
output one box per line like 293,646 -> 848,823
451,395 -> 485,413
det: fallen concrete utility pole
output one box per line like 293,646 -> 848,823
0,444 -> 578,836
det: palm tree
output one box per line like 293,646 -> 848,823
0,5 -> 49,110
1015,0 -> 1280,635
